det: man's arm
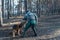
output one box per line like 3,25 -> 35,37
21,14 -> 28,26
34,14 -> 38,24
23,14 -> 27,20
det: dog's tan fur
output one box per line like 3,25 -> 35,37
12,21 -> 26,37
13,24 -> 21,37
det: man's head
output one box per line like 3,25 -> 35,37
26,10 -> 29,13
26,10 -> 31,13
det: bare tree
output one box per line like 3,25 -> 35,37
2,0 -> 4,18
36,0 -> 40,17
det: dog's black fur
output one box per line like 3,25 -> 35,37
9,21 -> 26,36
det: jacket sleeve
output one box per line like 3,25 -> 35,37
23,14 -> 27,20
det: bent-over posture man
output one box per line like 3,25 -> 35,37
22,10 -> 38,37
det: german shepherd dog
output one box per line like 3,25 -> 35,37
10,21 -> 26,37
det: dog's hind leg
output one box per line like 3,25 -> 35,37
18,29 -> 21,36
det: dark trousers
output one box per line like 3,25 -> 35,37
22,21 -> 37,36
31,25 -> 37,36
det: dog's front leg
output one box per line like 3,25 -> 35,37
13,30 -> 16,37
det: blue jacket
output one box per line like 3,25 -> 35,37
23,11 -> 38,24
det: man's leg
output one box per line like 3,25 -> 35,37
22,22 -> 30,36
31,25 -> 37,36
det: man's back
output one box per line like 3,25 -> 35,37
23,11 -> 38,24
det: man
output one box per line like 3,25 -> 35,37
22,10 -> 38,37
